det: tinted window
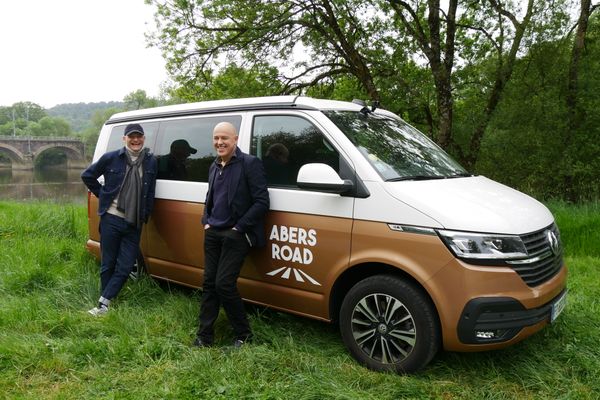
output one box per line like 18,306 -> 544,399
250,115 -> 341,187
154,115 -> 241,183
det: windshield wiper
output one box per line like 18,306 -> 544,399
447,172 -> 475,178
386,175 -> 446,182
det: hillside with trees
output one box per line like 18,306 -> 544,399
46,101 -> 124,132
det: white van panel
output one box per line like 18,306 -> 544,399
154,183 -> 354,218
383,176 -> 553,234
155,180 -> 208,202
268,188 -> 353,218
354,181 -> 443,227
93,125 -> 113,161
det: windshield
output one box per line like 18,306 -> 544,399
324,111 -> 467,181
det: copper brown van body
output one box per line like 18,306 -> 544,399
85,96 -> 567,373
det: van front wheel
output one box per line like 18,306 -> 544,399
339,275 -> 440,373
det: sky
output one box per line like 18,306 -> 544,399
0,0 -> 168,109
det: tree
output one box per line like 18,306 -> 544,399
475,4 -> 600,202
0,107 -> 12,126
173,62 -> 284,101
566,0 -> 599,132
81,107 -> 122,157
382,0 -> 575,168
10,102 -> 46,123
147,0 -> 573,169
563,2 -> 600,201
383,0 -> 459,151
123,90 -> 159,110
147,0 -> 384,100
26,117 -> 73,137
0,102 -> 46,135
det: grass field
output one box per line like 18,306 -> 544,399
0,200 -> 599,399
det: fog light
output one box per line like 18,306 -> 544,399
475,330 -> 496,339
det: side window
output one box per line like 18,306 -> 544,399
154,115 -> 241,183
106,122 -> 159,152
250,115 -> 341,187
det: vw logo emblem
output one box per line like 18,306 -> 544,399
546,231 -> 560,256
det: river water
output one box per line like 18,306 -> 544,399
0,168 -> 87,203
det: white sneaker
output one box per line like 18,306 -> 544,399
88,305 -> 109,316
129,269 -> 139,281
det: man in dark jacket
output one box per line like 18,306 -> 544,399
194,121 -> 269,348
81,123 -> 158,316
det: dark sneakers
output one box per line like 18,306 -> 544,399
232,335 -> 253,349
192,337 -> 213,348
192,336 -> 253,348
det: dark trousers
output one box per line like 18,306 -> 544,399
99,213 -> 141,301
197,228 -> 251,342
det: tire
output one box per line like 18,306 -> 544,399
339,274 -> 440,373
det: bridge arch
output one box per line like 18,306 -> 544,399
0,136 -> 88,170
0,143 -> 28,168
33,143 -> 87,169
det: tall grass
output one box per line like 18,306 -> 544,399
1,200 -> 599,399
547,201 -> 600,257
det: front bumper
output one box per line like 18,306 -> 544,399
457,289 -> 567,344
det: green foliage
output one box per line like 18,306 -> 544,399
306,75 -> 368,103
146,0 -> 600,203
0,102 -> 47,124
0,102 -> 48,136
475,13 -> 600,202
173,63 -> 284,102
123,90 -> 159,110
80,107 -> 123,157
473,40 -> 569,197
1,200 -> 599,398
25,116 -> 73,137
147,0 -> 385,99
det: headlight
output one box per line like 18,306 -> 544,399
437,230 -> 527,260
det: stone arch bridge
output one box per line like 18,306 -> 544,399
0,136 -> 88,170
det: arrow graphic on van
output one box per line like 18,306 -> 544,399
267,267 -> 321,286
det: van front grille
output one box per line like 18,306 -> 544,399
507,224 -> 563,287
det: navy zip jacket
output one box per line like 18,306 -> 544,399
202,147 -> 270,247
81,147 -> 158,223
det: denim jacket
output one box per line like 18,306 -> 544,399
81,147 -> 158,223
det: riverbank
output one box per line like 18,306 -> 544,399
0,168 -> 85,203
0,201 -> 598,399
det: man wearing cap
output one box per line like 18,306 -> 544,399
157,139 -> 197,180
81,123 -> 158,316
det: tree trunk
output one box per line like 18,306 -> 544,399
388,0 -> 457,150
435,75 -> 453,149
566,0 -> 592,134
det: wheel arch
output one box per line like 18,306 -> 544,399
329,262 -> 441,328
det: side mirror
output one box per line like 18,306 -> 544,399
296,163 -> 354,194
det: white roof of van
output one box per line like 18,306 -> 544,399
106,96 -> 384,124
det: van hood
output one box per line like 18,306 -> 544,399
384,176 -> 554,235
